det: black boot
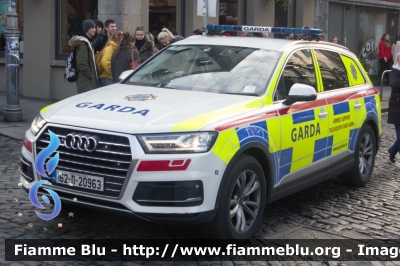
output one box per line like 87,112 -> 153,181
389,149 -> 396,163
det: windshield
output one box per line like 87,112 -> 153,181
124,45 -> 282,96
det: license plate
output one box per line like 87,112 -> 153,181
54,170 -> 104,191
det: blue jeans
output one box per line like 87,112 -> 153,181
389,124 -> 400,156
100,78 -> 114,87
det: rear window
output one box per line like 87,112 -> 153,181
125,45 -> 282,96
315,49 -> 349,91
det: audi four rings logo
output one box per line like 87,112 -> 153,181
64,134 -> 99,152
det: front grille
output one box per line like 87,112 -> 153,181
36,126 -> 132,197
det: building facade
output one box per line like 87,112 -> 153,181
1,0 -> 400,100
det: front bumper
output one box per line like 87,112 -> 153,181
21,126 -> 227,224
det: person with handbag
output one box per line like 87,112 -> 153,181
111,32 -> 140,82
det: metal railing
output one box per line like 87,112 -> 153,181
380,69 -> 392,100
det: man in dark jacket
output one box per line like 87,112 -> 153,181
388,56 -> 400,163
93,19 -> 117,54
68,20 -> 99,93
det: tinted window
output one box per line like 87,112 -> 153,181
126,45 -> 281,96
315,50 -> 349,91
274,49 -> 317,101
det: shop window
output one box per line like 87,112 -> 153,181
219,0 -> 241,36
56,0 -> 98,58
315,49 -> 349,91
357,7 -> 385,77
0,0 -> 24,56
149,0 -> 177,37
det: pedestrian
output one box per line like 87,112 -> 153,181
98,30 -> 123,87
111,32 -> 140,82
288,33 -> 298,40
134,26 -> 157,64
193,29 -> 202,35
239,32 -> 249,37
157,28 -> 184,48
253,32 -> 268,38
320,34 -> 325,41
300,26 -> 310,41
68,19 -> 99,93
388,53 -> 400,163
392,35 -> 400,64
145,32 -> 159,54
93,19 -> 117,54
92,19 -> 103,41
331,36 -> 338,44
378,33 -> 392,86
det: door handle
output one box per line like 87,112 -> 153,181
318,108 -> 328,119
354,101 -> 362,110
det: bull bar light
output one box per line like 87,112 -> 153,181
207,24 -> 323,35
137,132 -> 218,154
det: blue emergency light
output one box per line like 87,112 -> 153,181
207,24 -> 322,35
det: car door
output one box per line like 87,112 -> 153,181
313,49 -> 359,171
274,49 -> 330,198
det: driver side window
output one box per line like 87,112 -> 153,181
274,49 -> 317,101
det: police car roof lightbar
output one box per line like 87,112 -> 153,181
207,24 -> 322,35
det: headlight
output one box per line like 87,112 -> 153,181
31,114 -> 47,135
137,132 -> 218,154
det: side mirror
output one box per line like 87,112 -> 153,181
283,83 -> 317,105
119,70 -> 135,81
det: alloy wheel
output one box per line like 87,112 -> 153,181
358,132 -> 373,176
230,170 -> 261,234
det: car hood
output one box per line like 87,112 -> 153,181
41,84 -> 263,133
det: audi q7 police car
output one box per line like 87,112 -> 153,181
20,25 -> 381,239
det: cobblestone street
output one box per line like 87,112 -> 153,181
1,113 -> 400,266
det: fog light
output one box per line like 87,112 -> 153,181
24,136 -> 32,153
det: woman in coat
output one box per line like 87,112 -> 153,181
388,53 -> 400,163
98,31 -> 123,86
111,32 -> 140,82
378,33 -> 392,86
134,26 -> 157,64
157,28 -> 184,48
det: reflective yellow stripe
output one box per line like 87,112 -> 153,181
311,50 -> 323,93
40,104 -> 54,114
340,54 -> 366,86
212,128 -> 240,165
266,52 -> 288,104
171,98 -> 263,131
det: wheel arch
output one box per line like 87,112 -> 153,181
363,116 -> 380,153
214,142 -> 275,211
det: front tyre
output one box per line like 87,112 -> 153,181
339,124 -> 376,186
204,154 -> 266,239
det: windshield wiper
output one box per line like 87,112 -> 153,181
151,83 -> 177,90
223,92 -> 260,96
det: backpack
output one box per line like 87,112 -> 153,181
64,50 -> 78,82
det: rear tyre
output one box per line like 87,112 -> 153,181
339,124 -> 376,186
202,154 -> 266,239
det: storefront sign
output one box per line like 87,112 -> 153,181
359,39 -> 379,76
